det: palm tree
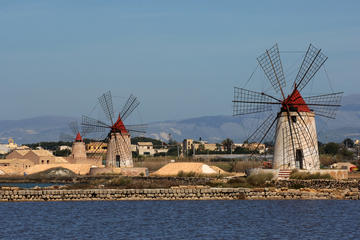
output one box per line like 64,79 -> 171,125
222,138 -> 234,153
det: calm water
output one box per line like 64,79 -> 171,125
0,200 -> 359,240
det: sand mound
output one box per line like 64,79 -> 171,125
152,162 -> 227,176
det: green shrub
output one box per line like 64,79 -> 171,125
290,170 -> 332,180
107,177 -> 132,186
246,173 -> 273,187
177,170 -> 185,177
177,171 -> 197,177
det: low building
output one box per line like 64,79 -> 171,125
183,139 -> 194,155
193,143 -> 219,152
0,158 -> 34,170
242,143 -> 266,154
59,145 -> 72,151
331,162 -> 358,172
7,149 -> 69,165
2,147 -> 102,176
183,139 -> 221,154
137,142 -> 155,156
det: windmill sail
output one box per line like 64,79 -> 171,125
233,87 -> 280,116
98,91 -> 115,125
120,94 -> 140,121
294,44 -> 328,92
304,92 -> 343,119
257,43 -> 286,96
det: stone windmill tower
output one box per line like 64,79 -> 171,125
233,44 -> 343,170
82,91 -> 147,168
60,121 -> 88,163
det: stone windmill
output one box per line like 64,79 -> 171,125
81,91 -> 147,168
233,44 -> 343,170
59,121 -> 88,162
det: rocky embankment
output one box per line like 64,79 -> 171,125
0,186 -> 359,201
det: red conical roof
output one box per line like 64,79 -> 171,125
75,132 -> 83,142
111,115 -> 128,134
282,89 -> 310,112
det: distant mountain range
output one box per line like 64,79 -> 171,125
1,94 -> 360,145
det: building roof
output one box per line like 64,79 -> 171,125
30,150 -> 54,157
75,132 -> 83,142
137,142 -> 153,146
282,89 -> 311,112
9,149 -> 31,156
112,115 -> 128,134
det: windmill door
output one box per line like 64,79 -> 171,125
296,149 -> 304,169
116,155 -> 120,167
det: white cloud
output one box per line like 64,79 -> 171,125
170,128 -> 182,135
160,132 -> 170,140
24,129 -> 37,134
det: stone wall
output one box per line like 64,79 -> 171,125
272,179 -> 360,189
0,186 -> 358,201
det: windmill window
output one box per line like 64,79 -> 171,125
47,160 -> 49,164
41,160 -> 44,164
116,155 -> 120,167
291,116 -> 297,123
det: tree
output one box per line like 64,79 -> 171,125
323,142 -> 340,155
343,138 -> 354,148
54,149 -> 71,157
222,138 -> 234,153
197,144 -> 205,152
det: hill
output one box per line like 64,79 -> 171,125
1,94 -> 360,144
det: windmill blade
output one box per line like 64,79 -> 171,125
59,133 -> 74,142
126,124 -> 148,135
120,94 -> 140,121
68,121 -> 79,136
294,44 -> 328,92
257,43 -> 286,97
233,87 -> 280,116
245,113 -> 278,152
81,115 -> 110,134
80,124 -> 90,138
304,92 -> 343,119
98,91 -> 115,125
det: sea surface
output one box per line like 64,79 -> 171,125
0,200 -> 359,240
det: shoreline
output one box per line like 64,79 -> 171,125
0,186 -> 359,201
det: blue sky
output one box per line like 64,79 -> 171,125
1,0 -> 359,122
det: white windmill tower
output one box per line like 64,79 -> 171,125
233,43 -> 343,170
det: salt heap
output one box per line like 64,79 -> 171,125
152,162 -> 226,176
